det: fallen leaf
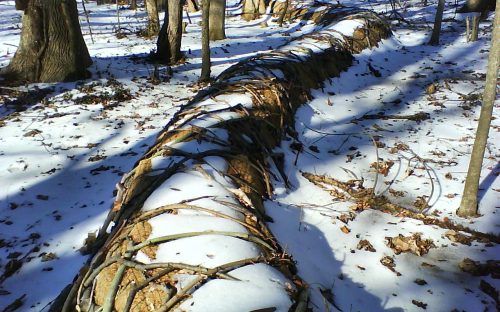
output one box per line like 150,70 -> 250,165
357,239 -> 376,252
36,194 -> 49,200
337,212 -> 356,224
414,278 -> 427,286
2,259 -> 22,280
411,299 -> 427,310
444,230 -> 473,245
340,225 -> 350,234
425,83 -> 437,95
40,252 -> 58,262
23,129 -> 42,137
380,256 -> 401,276
386,233 -> 435,256
459,258 -> 499,277
370,159 -> 394,176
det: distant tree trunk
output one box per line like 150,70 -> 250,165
458,0 -> 499,217
428,0 -> 445,45
4,0 -> 92,83
96,0 -> 115,4
146,0 -> 160,36
130,0 -> 137,10
242,0 -> 266,21
186,0 -> 199,12
209,0 -> 226,40
471,14 -> 480,41
200,0 -> 211,81
156,0 -> 184,64
458,0 -> 496,13
157,0 -> 166,12
277,0 -> 289,27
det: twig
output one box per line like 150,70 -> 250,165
158,275 -> 205,312
81,0 -> 95,44
115,0 -> 120,30
101,263 -> 126,312
131,231 -> 274,252
294,288 -> 309,312
370,135 -> 380,196
406,149 -> 437,212
85,278 -> 98,312
135,203 -> 261,234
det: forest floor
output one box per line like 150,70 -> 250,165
0,0 -> 498,311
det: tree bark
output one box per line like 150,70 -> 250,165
277,0 -> 289,27
471,14 -> 480,41
209,0 -> 226,40
242,0 -> 266,21
458,0 -> 496,13
458,0 -> 500,217
428,0 -> 445,45
146,0 -> 160,36
156,0 -> 183,64
97,0 -> 115,5
186,0 -> 199,12
200,0 -> 211,81
130,0 -> 137,10
4,0 -> 92,83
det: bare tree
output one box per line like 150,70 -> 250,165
242,0 -> 266,21
428,0 -> 445,45
277,0 -> 289,27
458,0 -> 499,217
200,0 -> 211,81
209,0 -> 226,40
459,0 -> 496,42
130,0 -> 137,10
156,0 -> 184,64
146,0 -> 160,36
3,0 -> 92,83
458,0 -> 496,13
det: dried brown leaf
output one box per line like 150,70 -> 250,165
357,239 -> 376,252
386,233 -> 435,256
340,225 -> 351,234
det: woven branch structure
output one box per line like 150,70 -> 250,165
53,5 -> 391,312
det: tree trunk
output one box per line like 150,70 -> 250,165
458,0 -> 496,13
277,0 -> 289,27
130,0 -> 137,10
209,0 -> 226,40
4,0 -> 92,83
156,0 -> 183,64
242,0 -> 266,21
97,0 -> 115,5
458,0 -> 500,217
200,0 -> 211,81
466,16 -> 471,41
186,0 -> 199,12
146,0 -> 160,36
428,0 -> 445,45
471,14 -> 480,41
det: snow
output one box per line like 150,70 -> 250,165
142,170 -> 236,211
137,235 -> 261,268
0,0 -> 499,311
178,263 -> 294,312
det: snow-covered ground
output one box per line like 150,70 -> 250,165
0,0 -> 498,311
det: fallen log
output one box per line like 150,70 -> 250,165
53,5 -> 391,312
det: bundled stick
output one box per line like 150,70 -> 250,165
52,5 -> 391,312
